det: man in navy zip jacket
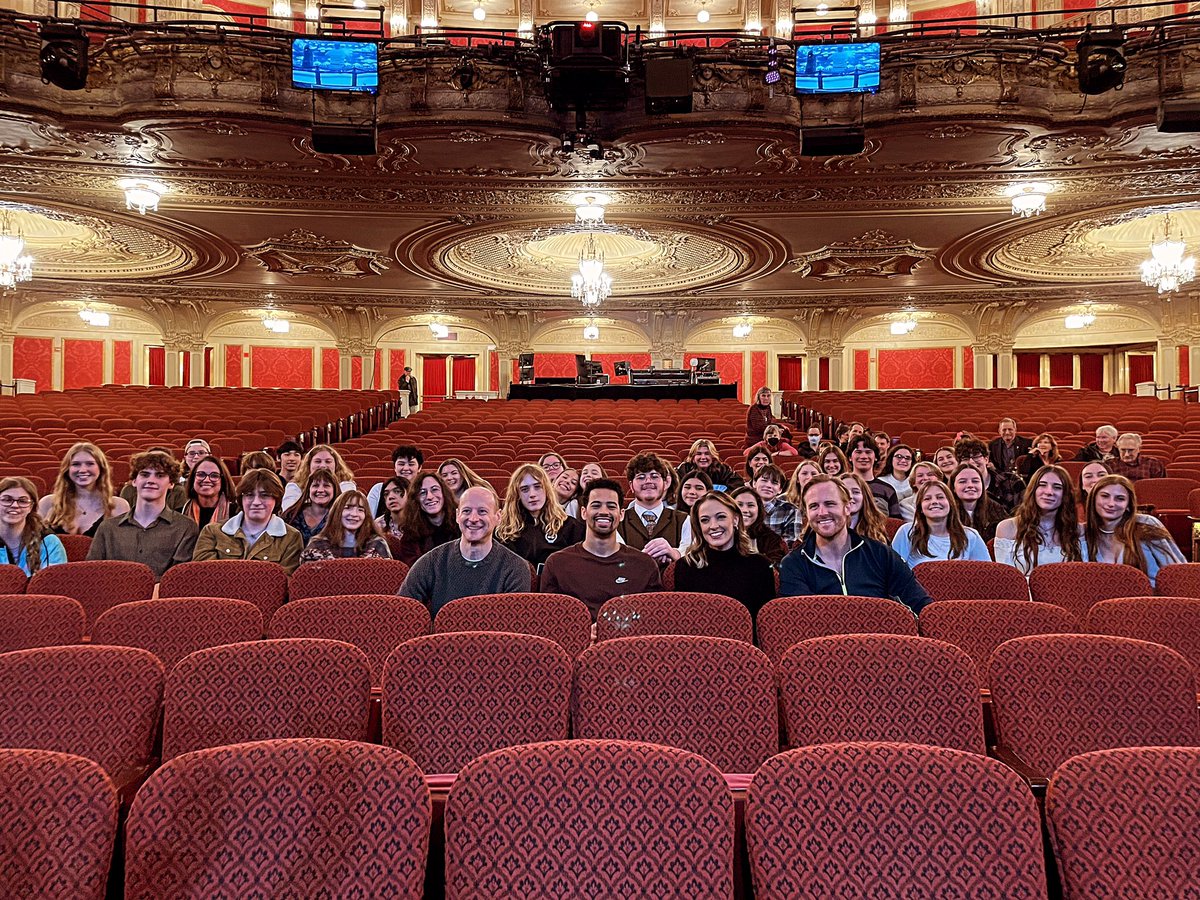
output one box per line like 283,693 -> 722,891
779,474 -> 932,615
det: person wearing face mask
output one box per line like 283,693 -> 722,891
799,425 -> 824,460
1082,474 -> 1184,588
948,463 -> 1007,542
760,424 -> 798,457
745,386 -> 775,448
300,490 -> 392,562
675,491 -> 776,621
891,481 -> 989,567
495,463 -> 585,568
193,469 -> 303,573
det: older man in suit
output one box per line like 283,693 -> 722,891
988,417 -> 1032,475
618,451 -> 690,566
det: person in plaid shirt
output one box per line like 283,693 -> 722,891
753,464 -> 801,544
954,436 -> 1025,514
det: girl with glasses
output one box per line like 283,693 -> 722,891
876,444 -> 917,500
182,455 -> 237,528
0,476 -> 66,575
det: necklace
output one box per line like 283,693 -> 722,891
1099,527 -> 1117,535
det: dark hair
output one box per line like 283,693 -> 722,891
954,437 -> 989,462
237,468 -> 285,503
185,455 -> 236,504
392,445 -> 424,465
845,435 -> 878,459
879,444 -> 915,479
276,440 -> 303,457
283,469 -> 339,523
241,450 -> 277,473
753,463 -> 786,487
377,475 -> 410,530
625,451 -> 671,482
730,485 -> 772,541
675,468 -> 713,512
582,477 -> 624,509
398,472 -> 457,541
130,449 -> 180,482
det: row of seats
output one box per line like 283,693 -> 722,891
10,737 -> 1195,899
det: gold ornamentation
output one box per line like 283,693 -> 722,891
791,230 -> 935,280
244,229 -> 390,278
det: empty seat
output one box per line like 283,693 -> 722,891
434,592 -> 592,658
914,559 -> 1031,602
93,597 -> 263,670
756,595 -> 917,664
159,559 -> 289,625
1028,562 -> 1152,621
1046,747 -> 1200,900
290,557 -> 410,600
746,742 -> 1048,900
918,599 -> 1080,673
1154,562 -> 1200,597
382,632 -> 571,775
0,564 -> 26,593
27,560 -> 156,635
269,594 -> 430,687
989,634 -> 1199,782
779,634 -> 985,753
0,748 -> 118,900
595,591 -> 753,644
1086,595 -> 1200,678
0,645 -> 163,794
0,594 -> 85,653
445,740 -> 734,899
125,739 -> 430,900
161,639 -> 372,761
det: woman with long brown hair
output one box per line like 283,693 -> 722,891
949,462 -> 1007,541
1082,474 -> 1185,587
438,458 -> 489,501
891,480 -> 989,567
394,472 -> 460,566
994,464 -> 1081,575
281,469 -> 339,546
730,486 -> 788,565
839,472 -> 889,544
38,442 -> 129,537
181,454 -> 238,529
496,463 -> 584,568
675,490 -> 775,619
1016,432 -> 1063,480
1,476 -> 66,575
300,490 -> 391,562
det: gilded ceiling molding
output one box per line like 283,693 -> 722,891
244,229 -> 391,279
790,231 -> 936,280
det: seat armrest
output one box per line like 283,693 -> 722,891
989,744 -> 1048,798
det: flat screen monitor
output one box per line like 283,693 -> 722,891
292,39 -> 379,93
518,352 -> 535,369
691,357 -> 717,373
794,42 -> 880,94
614,361 -> 630,377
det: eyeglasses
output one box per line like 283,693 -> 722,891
194,472 -> 222,482
0,497 -> 32,509
892,454 -> 913,462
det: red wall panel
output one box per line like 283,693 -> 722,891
322,348 -> 340,389
112,341 -> 132,385
591,353 -> 653,385
251,346 -> 312,389
389,349 -> 406,390
489,350 -> 499,391
877,348 -> 955,390
1180,345 -> 1190,385
351,355 -> 363,390
13,337 -> 52,391
224,345 -> 242,387
373,349 -> 381,390
750,351 -> 768,394
854,349 -> 870,390
62,339 -> 104,390
962,346 -> 974,389
1080,354 -> 1104,392
686,351 -> 744,400
1048,353 -> 1074,387
533,353 -> 579,379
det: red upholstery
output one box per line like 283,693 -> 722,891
1086,596 -> 1200,678
1028,562 -> 1153,621
93,597 -> 263,671
1154,562 -> 1200,598
0,564 -> 26,593
27,560 -> 156,635
1047,747 -> 1200,899
445,740 -> 734,899
159,560 -> 289,625
125,739 -> 430,900
434,592 -> 592,658
573,635 -> 778,773
56,534 -> 92,562
289,557 -> 410,600
0,748 -> 118,900
989,634 -> 1200,775
779,635 -> 985,753
0,645 -> 163,791
746,742 -> 1047,900
269,594 -> 430,687
0,594 -> 85,653
594,591 -> 753,643
161,638 -> 371,761
913,559 -> 1031,602
381,632 -> 571,775
918,599 -> 1080,672
756,595 -> 917,664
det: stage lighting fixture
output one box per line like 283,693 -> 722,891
561,133 -> 574,153
764,41 -> 781,86
39,22 -> 89,91
586,138 -> 602,159
1076,29 -> 1126,95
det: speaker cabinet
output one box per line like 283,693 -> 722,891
311,125 -> 377,156
644,57 -> 693,114
800,126 -> 865,157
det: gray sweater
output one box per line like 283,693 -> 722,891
399,539 -> 531,616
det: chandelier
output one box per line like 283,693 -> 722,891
583,320 -> 600,341
1065,305 -> 1096,329
1140,214 -> 1195,294
118,178 -> 169,215
78,306 -> 111,327
571,234 -> 612,307
1005,182 -> 1053,218
0,210 -> 33,289
571,192 -> 610,227
733,320 -> 752,339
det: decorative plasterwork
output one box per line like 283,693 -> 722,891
790,230 -> 937,280
244,229 -> 390,279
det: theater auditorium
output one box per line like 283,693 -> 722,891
0,0 -> 1198,895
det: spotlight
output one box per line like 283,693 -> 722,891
1077,29 -> 1126,95
561,133 -> 574,153
586,139 -> 602,159
39,22 -> 89,91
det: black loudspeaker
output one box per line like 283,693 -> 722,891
1158,99 -> 1200,133
800,126 -> 865,157
40,22 -> 89,91
311,124 -> 377,155
645,57 -> 692,114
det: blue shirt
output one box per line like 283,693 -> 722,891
0,534 -> 67,576
891,523 -> 991,568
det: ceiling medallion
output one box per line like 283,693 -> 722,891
244,229 -> 389,279
790,230 -> 935,280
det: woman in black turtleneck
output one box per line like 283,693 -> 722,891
673,490 -> 776,621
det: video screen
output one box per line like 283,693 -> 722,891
292,39 -> 378,93
794,42 -> 880,94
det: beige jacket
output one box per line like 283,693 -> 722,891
193,513 -> 303,574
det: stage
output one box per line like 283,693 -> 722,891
507,382 -> 739,401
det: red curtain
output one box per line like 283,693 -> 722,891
203,347 -> 213,386
1016,353 -> 1040,388
1180,346 -> 1191,385
452,356 -> 476,393
778,356 -> 803,391
422,355 -> 448,403
1128,354 -> 1155,393
182,351 -> 190,386
147,346 -> 166,386
818,357 -> 830,391
1048,353 -> 1073,387
1080,355 -> 1104,391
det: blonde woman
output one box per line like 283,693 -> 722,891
677,439 -> 742,491
839,471 -> 889,544
675,490 -> 775,620
784,459 -> 823,507
438,458 -> 489,500
281,444 -> 355,508
496,463 -> 584,568
38,442 -> 129,537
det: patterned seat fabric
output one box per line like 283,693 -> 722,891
0,594 -> 85,653
269,594 -> 431,687
125,739 -> 430,900
746,742 -> 1047,900
1086,596 -> 1200,677
381,632 -> 571,775
595,591 -> 753,643
28,560 -> 156,635
0,748 -> 118,900
93,597 -> 263,671
756,595 -> 917,664
0,564 -> 26,594
1047,747 -> 1200,899
1154,563 -> 1200,598
988,634 -> 1199,775
159,560 -> 288,626
289,558 -> 410,600
161,638 -> 372,761
918,599 -> 1080,672
434,592 -> 592,659
779,634 -> 985,753
445,739 -> 734,899
1028,562 -> 1152,621
0,645 -> 163,791
914,560 -> 1032,602
573,635 -> 778,773
56,534 -> 93,563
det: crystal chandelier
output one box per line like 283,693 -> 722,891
571,192 -> 610,227
118,178 -> 169,215
1140,214 -> 1196,294
732,321 -> 752,338
0,210 -> 33,289
78,305 -> 110,327
1006,182 -> 1053,217
583,320 -> 600,340
1065,305 -> 1096,329
571,234 -> 612,307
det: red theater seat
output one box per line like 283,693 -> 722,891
0,594 -> 85,653
595,591 -> 753,644
159,560 -> 289,627
1029,562 -> 1153,620
289,557 -> 410,600
27,560 -> 155,636
433,592 -> 591,658
1086,595 -> 1200,682
1154,562 -> 1200,597
755,595 -> 917,664
918,599 -> 1080,673
0,564 -> 26,594
93,597 -> 263,670
913,559 -> 1031,602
